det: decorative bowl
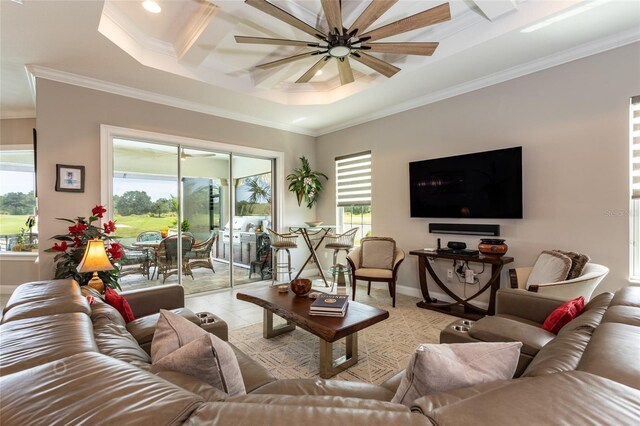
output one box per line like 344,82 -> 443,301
290,278 -> 312,296
304,221 -> 323,227
478,239 -> 508,257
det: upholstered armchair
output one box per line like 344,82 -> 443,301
346,237 -> 405,307
509,263 -> 609,302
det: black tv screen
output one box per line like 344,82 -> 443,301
409,147 -> 523,219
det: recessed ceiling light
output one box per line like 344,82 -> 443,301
315,70 -> 323,77
142,1 -> 162,14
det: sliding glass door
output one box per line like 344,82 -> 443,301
110,136 -> 276,295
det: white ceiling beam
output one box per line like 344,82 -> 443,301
473,0 -> 519,21
175,2 -> 220,64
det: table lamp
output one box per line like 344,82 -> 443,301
77,238 -> 114,294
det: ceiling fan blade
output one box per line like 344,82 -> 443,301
321,0 -> 343,35
235,36 -> 320,47
245,0 -> 325,40
363,42 -> 439,56
337,57 -> 355,85
296,57 -> 331,83
256,51 -> 322,70
348,0 -> 399,36
350,52 -> 399,78
360,3 -> 451,42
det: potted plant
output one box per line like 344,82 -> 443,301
45,205 -> 123,290
286,156 -> 328,209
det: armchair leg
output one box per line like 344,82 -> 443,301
367,281 -> 371,295
351,277 -> 357,301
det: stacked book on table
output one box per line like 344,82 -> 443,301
309,294 -> 349,317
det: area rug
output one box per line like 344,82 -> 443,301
229,289 -> 457,385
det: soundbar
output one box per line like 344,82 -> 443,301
429,223 -> 500,237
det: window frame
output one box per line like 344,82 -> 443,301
630,96 -> 640,282
335,151 -> 372,244
0,143 -> 37,255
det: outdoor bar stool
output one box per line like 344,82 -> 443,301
324,227 -> 358,267
267,228 -> 298,286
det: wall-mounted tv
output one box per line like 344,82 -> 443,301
409,147 -> 523,219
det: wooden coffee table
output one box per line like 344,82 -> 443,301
237,287 -> 389,379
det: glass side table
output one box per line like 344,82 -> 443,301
328,264 -> 351,294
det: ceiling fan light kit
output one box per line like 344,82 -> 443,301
236,0 -> 451,86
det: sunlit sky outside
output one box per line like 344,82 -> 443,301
0,171 -> 35,195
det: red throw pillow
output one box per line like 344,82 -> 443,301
542,296 -> 585,334
105,287 -> 136,323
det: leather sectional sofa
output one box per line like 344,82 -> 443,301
1,279 -> 639,425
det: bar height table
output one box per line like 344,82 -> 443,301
289,225 -> 336,287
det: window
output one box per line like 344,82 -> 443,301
631,96 -> 640,280
0,146 -> 37,252
336,151 -> 371,243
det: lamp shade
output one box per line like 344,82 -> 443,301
77,238 -> 114,273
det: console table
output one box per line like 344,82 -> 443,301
409,250 -> 514,320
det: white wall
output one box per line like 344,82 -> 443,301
35,80 -> 317,280
316,43 -> 640,299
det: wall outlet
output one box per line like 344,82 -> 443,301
447,269 -> 453,281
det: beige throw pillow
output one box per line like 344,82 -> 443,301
391,342 -> 522,406
360,237 -> 396,270
526,250 -> 572,289
151,309 -> 246,396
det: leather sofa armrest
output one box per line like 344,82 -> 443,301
495,288 -> 566,324
120,285 -> 184,318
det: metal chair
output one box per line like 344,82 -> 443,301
267,228 -> 298,286
249,233 -> 272,280
324,227 -> 358,267
156,234 -> 195,283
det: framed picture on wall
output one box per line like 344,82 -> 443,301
55,164 -> 85,192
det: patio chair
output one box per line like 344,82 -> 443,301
249,233 -> 272,280
186,231 -> 216,275
156,234 -> 195,284
136,231 -> 162,242
118,243 -> 152,279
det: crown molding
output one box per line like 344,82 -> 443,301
317,27 -> 640,136
0,110 -> 36,119
26,65 -> 318,137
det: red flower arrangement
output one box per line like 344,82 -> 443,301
45,205 -> 122,290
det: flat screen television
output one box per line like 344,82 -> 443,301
409,147 -> 523,219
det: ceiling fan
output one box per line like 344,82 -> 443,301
235,0 -> 451,85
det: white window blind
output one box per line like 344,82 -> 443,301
336,151 -> 371,207
632,95 -> 640,199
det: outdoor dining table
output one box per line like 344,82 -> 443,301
132,240 -> 162,279
289,224 -> 336,287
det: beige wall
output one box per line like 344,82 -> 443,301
35,80 -> 316,279
0,118 -> 36,146
316,43 -> 640,299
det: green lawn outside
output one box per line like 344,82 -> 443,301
343,212 -> 372,225
114,215 -> 177,239
0,215 -> 31,235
